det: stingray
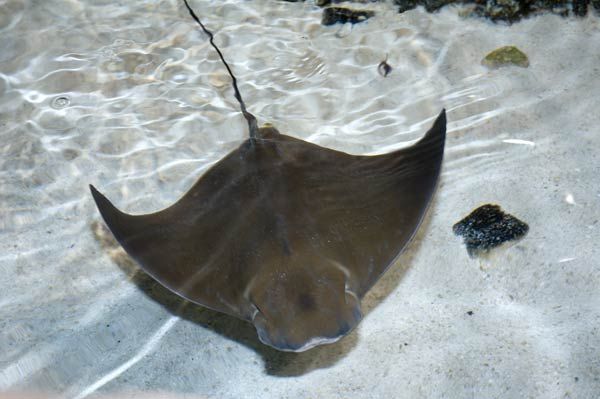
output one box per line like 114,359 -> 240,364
90,0 -> 447,352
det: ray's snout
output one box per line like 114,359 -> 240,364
248,264 -> 362,352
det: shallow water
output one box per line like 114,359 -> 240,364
1,0 -> 600,398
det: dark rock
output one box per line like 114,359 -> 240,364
422,0 -> 457,11
471,0 -> 531,23
394,0 -> 419,13
453,204 -> 529,257
316,0 -> 347,6
572,0 -> 589,15
322,7 -> 375,25
467,0 -> 595,21
310,0 -> 598,21
530,0 -> 570,16
317,0 -> 380,5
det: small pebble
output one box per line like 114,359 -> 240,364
482,46 -> 530,69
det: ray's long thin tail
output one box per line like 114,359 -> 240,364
183,0 -> 259,139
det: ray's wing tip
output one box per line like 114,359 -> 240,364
89,183 -> 100,197
438,108 -> 447,128
420,108 -> 447,146
432,108 -> 447,135
88,183 -> 125,225
439,108 -> 446,122
89,184 -> 108,207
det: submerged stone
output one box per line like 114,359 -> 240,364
317,0 -> 380,5
473,0 -> 530,22
316,0 -> 597,20
530,0 -> 570,15
395,0 -> 456,13
322,7 -> 375,25
421,0 -> 456,11
482,46 -> 530,68
310,0 -> 597,21
453,204 -> 529,257
395,0 -> 419,12
317,0 -> 349,5
572,0 -> 590,16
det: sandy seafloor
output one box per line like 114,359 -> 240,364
1,0 -> 600,398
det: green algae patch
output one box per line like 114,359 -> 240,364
482,46 -> 530,68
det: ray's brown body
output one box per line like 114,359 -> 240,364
90,0 -> 447,352
91,113 -> 445,351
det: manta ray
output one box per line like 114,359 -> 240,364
90,0 -> 446,352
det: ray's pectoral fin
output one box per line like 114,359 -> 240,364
391,108 -> 446,182
89,185 -> 166,256
88,184 -> 215,312
90,185 -> 137,246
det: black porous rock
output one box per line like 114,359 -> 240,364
530,0 -> 570,16
394,0 -> 419,12
392,0 -> 596,20
396,0 -> 456,13
422,0 -> 457,11
317,0 -> 349,5
470,0 -> 532,22
280,0 -> 597,22
322,7 -> 375,25
317,0 -> 380,5
453,204 -> 529,257
572,0 -> 590,15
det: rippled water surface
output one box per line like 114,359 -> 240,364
1,0 -> 600,398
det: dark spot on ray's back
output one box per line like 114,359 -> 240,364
89,0 -> 447,352
453,204 -> 529,257
298,293 -> 316,311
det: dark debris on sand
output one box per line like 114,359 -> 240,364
322,6 -> 376,25
286,1 -> 378,26
378,58 -> 392,76
453,204 -> 529,257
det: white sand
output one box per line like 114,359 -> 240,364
1,0 -> 599,397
